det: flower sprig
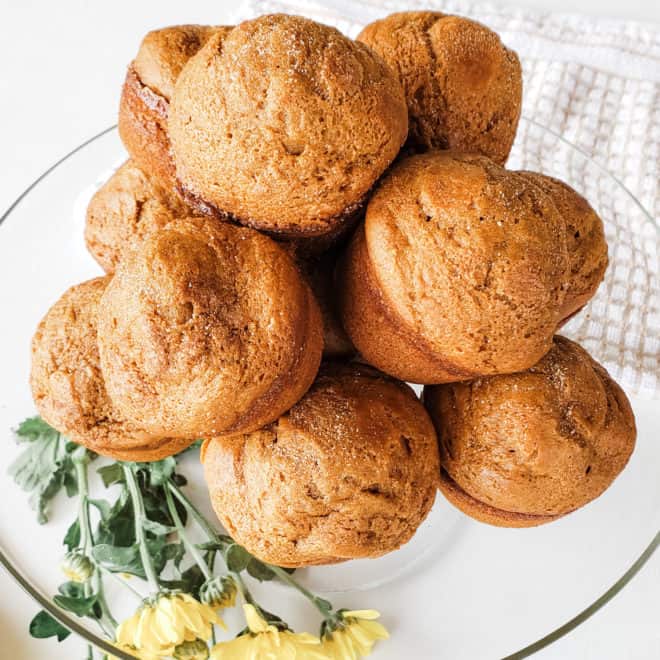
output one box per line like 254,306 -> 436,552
10,417 -> 389,659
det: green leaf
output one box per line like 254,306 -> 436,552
142,518 -> 175,536
58,582 -> 85,598
92,544 -> 144,578
29,610 -> 71,641
143,457 -> 176,487
63,520 -> 81,551
9,416 -> 84,523
246,558 -> 275,582
16,417 -> 58,443
94,489 -> 134,547
161,563 -> 205,595
315,597 -> 333,611
53,594 -> 98,618
171,473 -> 187,487
87,498 -> 112,521
97,463 -> 124,488
225,544 -> 251,572
197,535 -> 232,553
63,469 -> 78,497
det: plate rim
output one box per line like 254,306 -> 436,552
1,121 -> 658,660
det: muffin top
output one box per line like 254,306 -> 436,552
133,25 -> 226,100
97,217 -> 322,439
364,151 -> 569,376
425,336 -> 636,516
168,14 -> 408,236
358,12 -> 522,163
85,160 -> 194,273
30,278 -> 187,460
202,363 -> 439,566
520,172 -> 608,319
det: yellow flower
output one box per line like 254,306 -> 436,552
60,550 -> 94,583
200,576 -> 237,611
115,592 -> 220,659
321,610 -> 389,659
174,638 -> 210,660
210,604 -> 326,659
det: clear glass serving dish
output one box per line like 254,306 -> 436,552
0,118 -> 658,659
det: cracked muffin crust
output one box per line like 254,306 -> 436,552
424,336 -> 636,527
201,363 -> 439,566
97,217 -> 323,439
30,277 -> 190,461
338,151 -> 570,384
168,14 -> 408,242
85,159 -> 198,273
519,172 -> 608,322
119,25 -> 231,190
357,11 -> 522,164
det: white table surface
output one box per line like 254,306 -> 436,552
1,1 -> 658,659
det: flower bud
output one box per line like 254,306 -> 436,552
173,638 -> 209,660
60,550 -> 94,583
200,575 -> 237,610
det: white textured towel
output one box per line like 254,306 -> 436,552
238,0 -> 660,397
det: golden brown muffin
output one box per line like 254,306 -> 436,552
338,151 -> 569,384
519,172 -> 608,321
118,25 -> 231,190
97,217 -> 323,439
424,336 -> 636,528
30,278 -> 191,461
297,251 -> 354,358
168,14 -> 408,243
202,363 -> 439,566
85,160 -> 198,273
357,12 -> 522,164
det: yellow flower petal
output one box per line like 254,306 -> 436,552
134,606 -> 157,650
210,621 -> 324,660
243,604 -> 276,634
357,620 -> 389,640
342,610 -> 381,620
116,610 -> 140,646
321,611 -> 389,660
115,593 -> 219,659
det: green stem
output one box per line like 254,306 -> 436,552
74,457 -> 92,553
167,482 -> 257,608
164,485 -> 211,581
72,453 -> 118,637
168,479 -> 322,618
94,569 -> 118,632
168,481 -> 221,544
97,565 -> 144,601
123,465 -> 160,592
232,571 -> 257,607
267,564 -> 334,618
207,551 -> 218,645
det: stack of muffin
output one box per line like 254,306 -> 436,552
31,12 -> 636,567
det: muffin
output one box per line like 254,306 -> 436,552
85,159 -> 197,273
119,25 -> 231,190
202,363 -> 439,566
519,172 -> 608,322
30,278 -> 190,461
338,151 -> 569,384
297,251 -> 354,358
357,12 -> 522,164
168,14 -> 408,244
97,217 -> 323,439
424,336 -> 636,527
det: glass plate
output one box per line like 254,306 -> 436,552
0,119 -> 658,660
